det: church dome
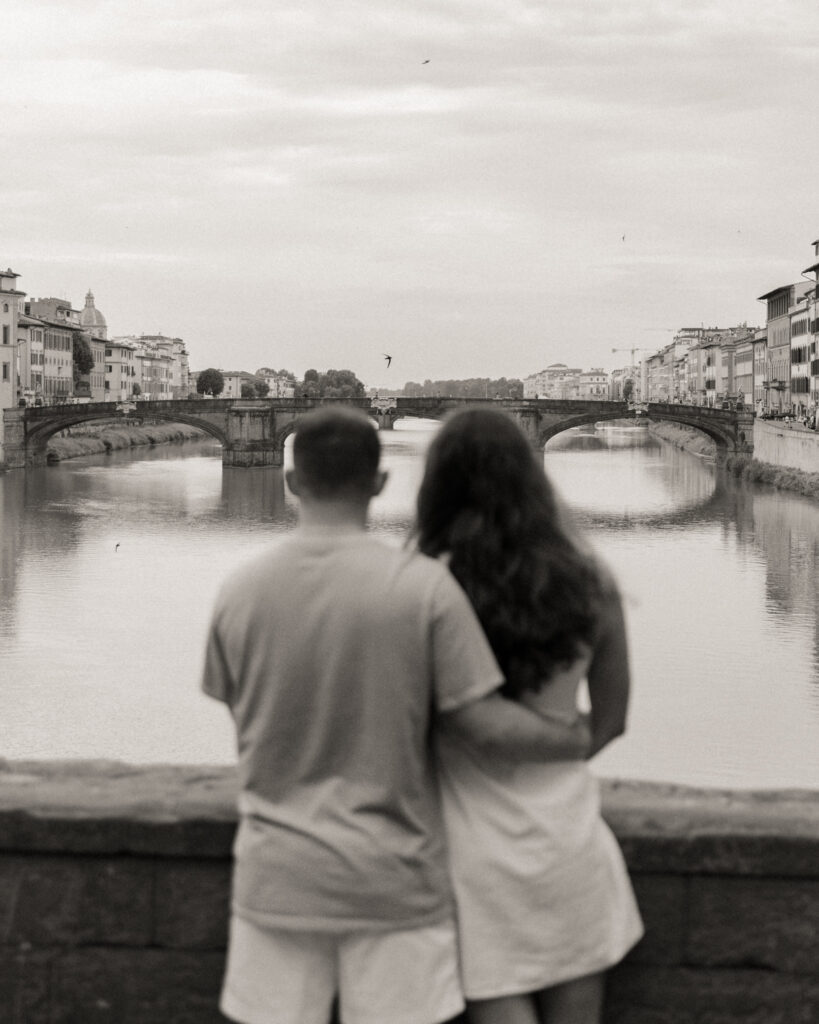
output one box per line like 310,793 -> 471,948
80,289 -> 107,338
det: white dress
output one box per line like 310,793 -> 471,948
436,654 -> 644,1000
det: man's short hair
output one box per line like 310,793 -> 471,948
292,406 -> 381,498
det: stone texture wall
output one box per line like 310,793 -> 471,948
753,419 -> 819,473
1,762 -> 817,1024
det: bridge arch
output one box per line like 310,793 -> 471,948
538,406 -> 745,454
25,407 -> 231,450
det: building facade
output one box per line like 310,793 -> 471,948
104,338 -> 138,401
27,298 -> 81,403
0,270 -> 25,417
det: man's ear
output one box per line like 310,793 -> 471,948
285,468 -> 300,495
372,469 -> 388,496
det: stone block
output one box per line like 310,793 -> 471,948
0,950 -> 52,1024
51,948 -> 226,1024
624,874 -> 686,965
0,854 -> 152,947
154,860 -> 231,949
686,876 -> 819,973
604,964 -> 809,1024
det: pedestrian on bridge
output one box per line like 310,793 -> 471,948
416,408 -> 643,1024
201,406 -> 589,1024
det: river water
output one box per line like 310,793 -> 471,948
2,421 -> 818,791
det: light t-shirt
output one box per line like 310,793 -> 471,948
202,525 -> 503,932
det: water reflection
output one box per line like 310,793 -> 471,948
1,420 -> 818,789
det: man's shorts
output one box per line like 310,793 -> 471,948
220,914 -> 464,1024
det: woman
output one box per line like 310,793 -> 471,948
415,408 -> 643,1024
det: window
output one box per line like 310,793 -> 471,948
2,325 -> 8,345
2,362 -> 9,381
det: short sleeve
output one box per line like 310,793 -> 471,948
430,571 -> 504,712
201,615 -> 236,706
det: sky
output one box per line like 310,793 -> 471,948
2,0 -> 819,389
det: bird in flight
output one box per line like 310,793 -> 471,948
622,234 -> 626,241
422,59 -> 430,64
384,354 -> 392,368
115,543 -> 120,552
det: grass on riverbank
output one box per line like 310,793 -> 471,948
47,423 -> 207,462
723,454 -> 819,501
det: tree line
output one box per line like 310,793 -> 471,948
194,367 -> 366,399
402,377 -> 524,399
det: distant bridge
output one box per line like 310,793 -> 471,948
2,397 -> 754,469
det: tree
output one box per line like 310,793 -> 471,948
253,379 -> 270,398
197,368 -> 225,397
319,369 -> 366,399
241,383 -> 256,398
72,332 -> 95,386
622,378 -> 634,402
132,383 -> 142,397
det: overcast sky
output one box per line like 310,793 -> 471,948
3,0 -> 818,387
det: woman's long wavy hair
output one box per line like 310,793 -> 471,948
415,408 -> 605,698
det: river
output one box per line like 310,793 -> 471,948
2,421 -> 818,791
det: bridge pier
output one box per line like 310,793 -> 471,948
222,443 -> 284,468
372,411 -> 395,431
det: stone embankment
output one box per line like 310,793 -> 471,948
46,422 -> 207,463
1,761 -> 818,1023
649,418 -> 819,502
647,420 -> 717,458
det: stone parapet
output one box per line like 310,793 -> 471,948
1,762 -> 818,1023
753,418 -> 819,474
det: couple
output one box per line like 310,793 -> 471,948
202,405 -> 643,1024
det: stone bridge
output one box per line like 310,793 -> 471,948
2,397 -> 754,469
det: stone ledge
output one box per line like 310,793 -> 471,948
2,762 -> 818,875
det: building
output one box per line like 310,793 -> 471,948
753,328 -> 767,412
757,283 -> 808,415
789,293 -> 812,416
608,366 -> 640,401
0,269 -> 26,461
801,240 -> 819,412
16,314 -> 45,403
27,298 -> 81,404
522,364 -> 583,399
734,334 -> 754,406
103,338 -> 138,401
577,368 -> 608,400
78,290 -> 108,401
256,368 -> 295,397
220,370 -> 266,399
136,335 -> 189,398
644,350 -> 664,402
113,333 -> 190,399
684,344 -> 706,404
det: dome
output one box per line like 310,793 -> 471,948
80,289 -> 107,338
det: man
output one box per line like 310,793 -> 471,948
202,406 -> 588,1024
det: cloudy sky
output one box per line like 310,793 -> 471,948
3,0 -> 818,387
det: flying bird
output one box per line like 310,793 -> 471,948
422,59 -> 430,64
622,234 -> 626,241
115,543 -> 120,552
384,354 -> 392,368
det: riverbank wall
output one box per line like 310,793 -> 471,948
46,422 -> 207,463
648,417 -> 819,501
1,761 -> 817,1024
